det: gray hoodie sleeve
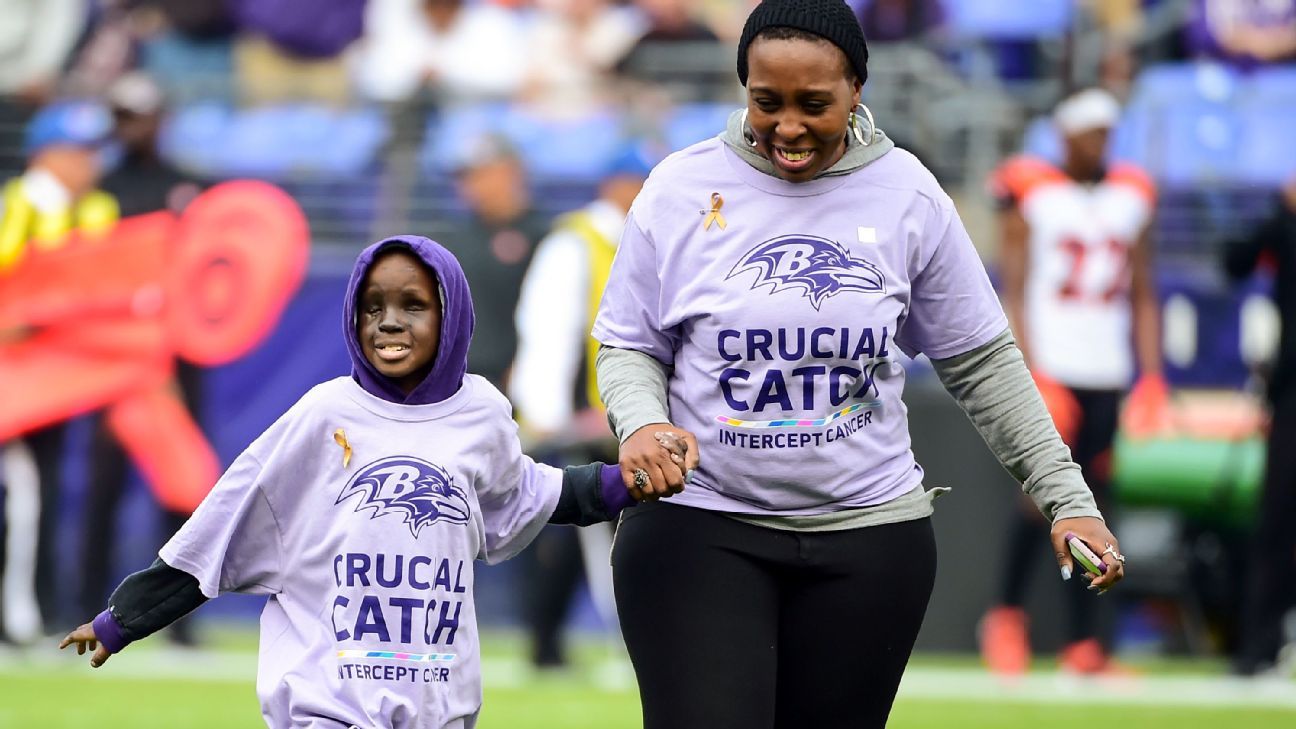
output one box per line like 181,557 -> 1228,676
930,329 -> 1103,522
595,345 -> 672,443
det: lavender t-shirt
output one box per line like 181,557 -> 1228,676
593,138 -> 1007,515
160,376 -> 561,729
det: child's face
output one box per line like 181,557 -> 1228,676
358,250 -> 442,394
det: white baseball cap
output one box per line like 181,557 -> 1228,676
107,71 -> 165,116
1053,88 -> 1121,136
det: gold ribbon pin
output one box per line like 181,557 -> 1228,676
333,428 -> 352,468
702,193 -> 726,231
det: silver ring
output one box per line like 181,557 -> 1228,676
633,468 -> 650,489
1102,543 -> 1126,564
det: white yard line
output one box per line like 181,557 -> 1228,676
478,657 -> 1296,709
895,668 -> 1296,709
6,648 -> 1295,710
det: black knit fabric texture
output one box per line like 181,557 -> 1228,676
737,0 -> 869,86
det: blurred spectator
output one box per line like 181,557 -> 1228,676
1087,0 -> 1145,39
980,89 -> 1166,676
1097,36 -> 1139,101
1187,0 -> 1296,66
0,101 -> 118,644
695,0 -> 761,41
231,0 -> 365,59
137,0 -> 235,39
123,0 -> 237,102
521,0 -> 645,115
64,0 -> 235,100
510,143 -> 655,669
230,0 -> 365,105
0,0 -> 86,106
442,135 -> 548,390
632,0 -> 720,41
855,0 -> 944,42
356,0 -> 528,104
98,72 -> 200,216
76,72 -> 205,645
1,102 -> 118,271
616,0 -> 724,94
618,0 -> 718,60
62,1 -> 141,99
1078,0 -> 1144,98
1224,177 -> 1296,676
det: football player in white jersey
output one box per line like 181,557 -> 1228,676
980,88 -> 1168,675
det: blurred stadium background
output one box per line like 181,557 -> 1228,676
0,0 -> 1295,726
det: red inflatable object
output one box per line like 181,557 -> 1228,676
107,383 -> 221,513
0,182 -> 308,512
167,180 -> 308,366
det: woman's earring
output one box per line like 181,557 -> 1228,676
851,102 -> 875,147
741,109 -> 758,148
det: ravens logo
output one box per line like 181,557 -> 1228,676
727,235 -> 885,310
337,457 -> 471,538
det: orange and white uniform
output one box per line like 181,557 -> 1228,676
991,156 -> 1156,390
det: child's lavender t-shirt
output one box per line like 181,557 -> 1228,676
593,138 -> 1008,515
160,375 -> 561,729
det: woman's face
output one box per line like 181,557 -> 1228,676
745,36 -> 862,183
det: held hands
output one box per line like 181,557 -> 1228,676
620,423 -> 700,502
59,622 -> 112,668
1051,517 -> 1126,594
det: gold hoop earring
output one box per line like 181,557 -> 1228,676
741,109 -> 758,148
850,103 -> 875,147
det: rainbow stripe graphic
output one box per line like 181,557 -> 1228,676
336,650 -> 457,663
715,401 -> 880,429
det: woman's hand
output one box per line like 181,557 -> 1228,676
619,423 -> 700,501
1051,517 -> 1126,593
59,622 -> 112,668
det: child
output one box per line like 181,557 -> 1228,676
59,236 -> 691,728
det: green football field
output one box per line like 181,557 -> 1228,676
2,628 -> 1293,728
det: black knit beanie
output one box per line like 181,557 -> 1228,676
737,0 -> 869,86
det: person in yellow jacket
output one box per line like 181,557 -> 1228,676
508,143 -> 656,671
1,100 -> 118,644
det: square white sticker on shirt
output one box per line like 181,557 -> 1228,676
857,226 -> 877,244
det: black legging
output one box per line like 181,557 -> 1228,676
612,501 -> 936,729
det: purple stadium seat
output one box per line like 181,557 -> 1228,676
1237,105 -> 1296,186
943,0 -> 1074,38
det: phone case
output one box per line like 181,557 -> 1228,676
1065,532 -> 1107,576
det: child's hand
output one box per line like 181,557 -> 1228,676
59,623 -> 112,668
652,431 -> 697,499
653,432 -> 693,478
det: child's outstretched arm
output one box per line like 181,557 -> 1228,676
58,557 -> 206,667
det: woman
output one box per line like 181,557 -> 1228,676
593,1 -> 1127,727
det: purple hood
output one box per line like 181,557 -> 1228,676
344,236 -> 475,405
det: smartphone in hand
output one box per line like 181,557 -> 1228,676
1065,532 -> 1107,577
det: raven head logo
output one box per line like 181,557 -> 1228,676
337,457 -> 471,538
727,235 -> 885,310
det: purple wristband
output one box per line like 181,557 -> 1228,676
92,609 -> 130,654
599,464 -> 635,517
